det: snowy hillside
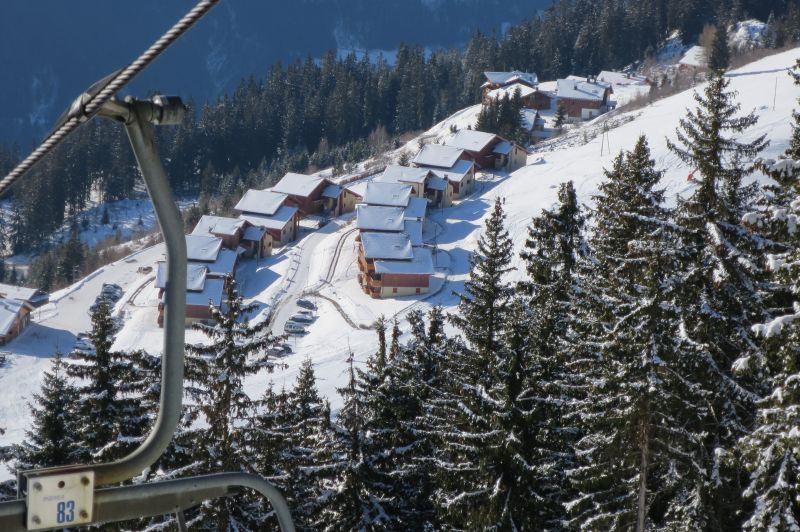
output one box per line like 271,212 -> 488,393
0,46 -> 797,468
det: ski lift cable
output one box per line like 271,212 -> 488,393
0,0 -> 219,198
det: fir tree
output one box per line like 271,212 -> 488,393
708,23 -> 730,73
183,278 -> 277,530
13,354 -> 81,470
554,103 -> 568,130
738,148 -> 800,530
450,196 -> 514,373
66,302 -> 133,463
787,58 -> 800,159
566,137 -> 704,530
666,71 -> 770,528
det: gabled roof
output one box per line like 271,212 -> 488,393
493,141 -> 513,155
201,248 -> 238,277
155,262 -> 208,292
403,220 -> 424,246
483,70 -> 538,87
242,225 -> 267,242
363,182 -> 413,208
679,45 -> 706,67
321,184 -> 343,199
273,172 -> 326,198
487,82 -> 537,101
185,235 -> 223,262
412,144 -> 464,169
185,278 -> 226,308
597,70 -> 649,86
556,79 -> 607,101
0,283 -> 47,305
426,159 -> 475,184
426,176 -> 448,191
448,129 -> 498,153
374,247 -> 434,275
239,205 -> 299,230
235,189 -> 287,216
404,197 -> 428,221
377,165 -> 430,185
361,232 -> 414,260
356,205 -> 406,232
192,215 -> 247,237
0,298 -> 24,336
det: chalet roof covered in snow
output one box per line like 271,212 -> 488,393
192,215 -> 247,237
374,247 -> 434,275
0,298 -> 24,336
272,172 -> 326,197
404,197 -> 428,220
235,189 -> 287,216
239,205 -> 299,230
403,220 -> 423,246
425,175 -> 448,191
360,232 -> 414,260
242,225 -> 267,242
185,278 -> 225,308
321,184 -> 343,199
597,70 -> 649,86
493,141 -> 513,155
363,182 -> 413,207
155,262 -> 208,292
356,205 -> 406,232
482,70 -> 538,87
377,165 -> 430,185
185,234 -> 223,262
679,45 -> 706,67
202,248 -> 238,277
427,159 -> 474,183
556,79 -> 608,101
486,82 -> 537,101
412,144 -> 464,169
0,283 -> 47,306
448,129 -> 498,153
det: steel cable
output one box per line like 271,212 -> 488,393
0,0 -> 219,198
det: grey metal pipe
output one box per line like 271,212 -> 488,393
92,101 -> 188,486
0,473 -> 295,531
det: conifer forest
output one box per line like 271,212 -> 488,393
3,0 -> 800,530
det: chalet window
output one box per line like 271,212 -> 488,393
416,288 -> 420,294
393,287 -> 398,294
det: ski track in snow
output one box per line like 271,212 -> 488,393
0,48 -> 798,470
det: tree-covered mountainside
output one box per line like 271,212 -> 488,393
2,0 -> 799,256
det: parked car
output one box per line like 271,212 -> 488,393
284,321 -> 306,334
296,298 -> 317,310
289,313 -> 313,324
296,309 -> 314,318
73,338 -> 95,354
267,347 -> 285,358
101,283 -> 124,301
137,265 -> 153,274
279,343 -> 293,355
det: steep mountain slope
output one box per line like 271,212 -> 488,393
0,47 -> 796,474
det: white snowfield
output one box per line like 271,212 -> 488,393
0,48 -> 797,470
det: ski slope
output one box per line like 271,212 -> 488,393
0,47 -> 797,470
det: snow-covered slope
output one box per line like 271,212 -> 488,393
0,47 -> 797,468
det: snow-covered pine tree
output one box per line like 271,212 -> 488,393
517,179 -> 586,525
66,301 -> 134,463
666,71 -> 770,529
12,354 -> 81,470
273,359 -> 330,530
423,202 -> 551,529
316,353 -> 389,531
737,150 -> 800,529
566,136 -> 705,530
449,196 -> 514,380
182,277 -> 276,530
